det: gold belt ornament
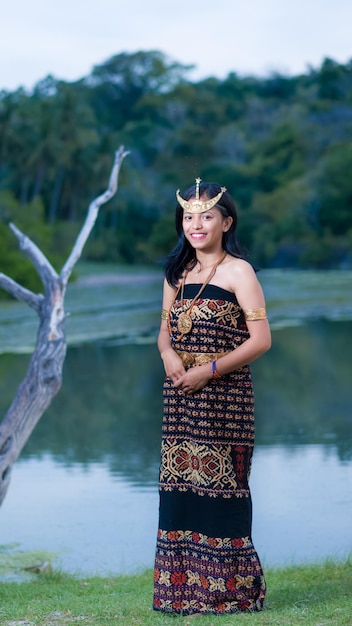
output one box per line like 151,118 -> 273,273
175,350 -> 230,368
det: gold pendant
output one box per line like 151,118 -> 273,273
177,311 -> 193,335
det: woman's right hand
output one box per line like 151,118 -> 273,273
161,348 -> 186,384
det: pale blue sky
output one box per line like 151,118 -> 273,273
1,0 -> 352,91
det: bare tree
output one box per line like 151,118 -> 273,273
0,147 -> 129,506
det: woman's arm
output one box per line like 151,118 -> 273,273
158,279 -> 186,383
174,260 -> 271,394
214,260 -> 271,376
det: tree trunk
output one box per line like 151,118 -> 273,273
0,289 -> 66,504
0,147 -> 129,506
48,167 -> 65,222
32,160 -> 45,200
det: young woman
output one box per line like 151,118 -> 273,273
153,179 -> 271,615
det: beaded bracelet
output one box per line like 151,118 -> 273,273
211,360 -> 222,379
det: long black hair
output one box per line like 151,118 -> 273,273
165,181 -> 246,287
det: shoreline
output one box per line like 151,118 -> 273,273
77,271 -> 162,287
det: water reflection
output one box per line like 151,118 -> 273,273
4,320 -> 348,474
252,319 -> 352,461
1,444 -> 350,576
4,342 -> 164,485
0,320 -> 351,574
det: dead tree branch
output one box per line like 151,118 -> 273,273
0,147 -> 128,506
61,147 -> 129,289
9,222 -> 59,285
0,274 -> 44,312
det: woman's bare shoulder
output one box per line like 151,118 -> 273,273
226,256 -> 256,278
216,256 -> 257,293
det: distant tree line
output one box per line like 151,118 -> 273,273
1,50 -> 352,290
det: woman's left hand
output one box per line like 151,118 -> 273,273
173,365 -> 212,395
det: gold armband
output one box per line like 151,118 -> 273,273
244,307 -> 267,321
161,308 -> 169,321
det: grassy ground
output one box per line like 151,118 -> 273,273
0,559 -> 351,626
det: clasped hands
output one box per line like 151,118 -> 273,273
161,349 -> 211,395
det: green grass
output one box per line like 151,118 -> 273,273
0,559 -> 351,625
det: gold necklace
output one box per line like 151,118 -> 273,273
175,252 -> 226,339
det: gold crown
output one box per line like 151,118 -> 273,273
176,177 -> 226,213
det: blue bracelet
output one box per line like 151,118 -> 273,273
211,360 -> 221,379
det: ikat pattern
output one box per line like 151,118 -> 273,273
153,285 -> 266,614
160,438 -> 238,496
172,295 -> 243,328
154,530 -> 266,614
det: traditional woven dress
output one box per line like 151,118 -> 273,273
153,283 -> 266,615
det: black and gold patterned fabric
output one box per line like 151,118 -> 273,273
153,284 -> 266,615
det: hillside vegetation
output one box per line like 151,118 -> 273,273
1,51 -> 352,291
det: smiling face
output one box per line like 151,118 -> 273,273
182,203 -> 233,253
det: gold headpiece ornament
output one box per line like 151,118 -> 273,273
176,177 -> 227,214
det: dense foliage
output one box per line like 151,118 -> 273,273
1,50 -> 352,284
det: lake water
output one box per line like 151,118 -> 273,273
0,271 -> 351,576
